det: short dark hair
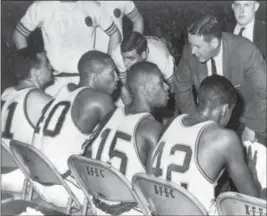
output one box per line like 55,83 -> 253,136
78,50 -> 115,78
121,32 -> 148,55
197,75 -> 237,110
187,15 -> 222,42
13,46 -> 43,81
126,61 -> 161,96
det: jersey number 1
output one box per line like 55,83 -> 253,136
1,101 -> 17,139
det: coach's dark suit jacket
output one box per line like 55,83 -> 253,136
225,19 -> 267,61
173,32 -> 266,140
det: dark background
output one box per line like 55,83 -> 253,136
1,1 -> 267,92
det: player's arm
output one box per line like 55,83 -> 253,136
222,130 -> 260,198
26,89 -> 53,127
124,1 -> 144,34
12,1 -> 44,50
136,117 -> 163,171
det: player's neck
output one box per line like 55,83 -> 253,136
125,100 -> 152,115
16,78 -> 39,90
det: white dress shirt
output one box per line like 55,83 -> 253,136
207,41 -> 223,76
233,19 -> 255,42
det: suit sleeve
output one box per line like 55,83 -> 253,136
173,45 -> 197,114
242,44 -> 267,135
16,1 -> 45,37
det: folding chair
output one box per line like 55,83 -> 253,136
132,173 -> 209,215
9,139 -> 82,214
1,140 -> 28,202
216,191 -> 267,215
67,155 -> 141,215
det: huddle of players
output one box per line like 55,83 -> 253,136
2,49 -> 264,215
2,1 -> 266,216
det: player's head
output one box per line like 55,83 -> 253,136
78,50 -> 118,94
13,47 -> 53,89
126,61 -> 169,109
121,32 -> 148,70
187,15 -> 222,63
197,75 -> 237,126
232,1 -> 259,26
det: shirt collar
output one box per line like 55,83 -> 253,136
236,18 -> 255,30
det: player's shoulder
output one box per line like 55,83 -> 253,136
77,88 -> 113,107
203,124 -> 240,148
138,115 -> 163,136
27,88 -> 52,102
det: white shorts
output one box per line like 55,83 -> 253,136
45,75 -> 79,96
1,169 -> 25,193
243,140 -> 266,189
32,175 -> 85,208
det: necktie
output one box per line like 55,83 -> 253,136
238,27 -> 245,36
211,58 -> 217,75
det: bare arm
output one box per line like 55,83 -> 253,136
223,130 -> 260,198
129,11 -> 144,34
124,1 -> 144,34
136,117 -> 163,171
12,29 -> 28,50
108,29 -> 122,55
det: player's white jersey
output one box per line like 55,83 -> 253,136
1,87 -> 35,146
90,107 -> 151,181
32,86 -> 90,174
95,1 -> 138,53
151,114 -> 222,211
16,1 -> 117,73
112,36 -> 175,84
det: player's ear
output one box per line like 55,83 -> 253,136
254,1 -> 259,12
141,50 -> 148,60
211,37 -> 219,49
221,104 -> 229,116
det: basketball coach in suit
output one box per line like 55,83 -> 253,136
173,14 -> 266,145
226,1 -> 266,61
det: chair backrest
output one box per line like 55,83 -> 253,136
132,173 -> 209,216
9,139 -> 81,209
68,155 -> 136,202
216,192 -> 267,216
1,140 -> 18,173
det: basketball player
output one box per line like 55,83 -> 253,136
31,50 -> 119,208
85,62 -> 169,215
112,31 -> 175,107
1,47 -> 53,193
12,1 -> 121,96
95,1 -> 144,53
150,75 -> 260,214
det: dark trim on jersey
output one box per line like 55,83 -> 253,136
126,8 -> 138,20
105,22 -> 117,36
54,73 -> 79,77
82,109 -> 117,155
16,22 -> 31,37
133,113 -> 154,170
23,88 -> 37,129
194,122 -> 221,184
165,75 -> 173,85
158,115 -> 177,141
